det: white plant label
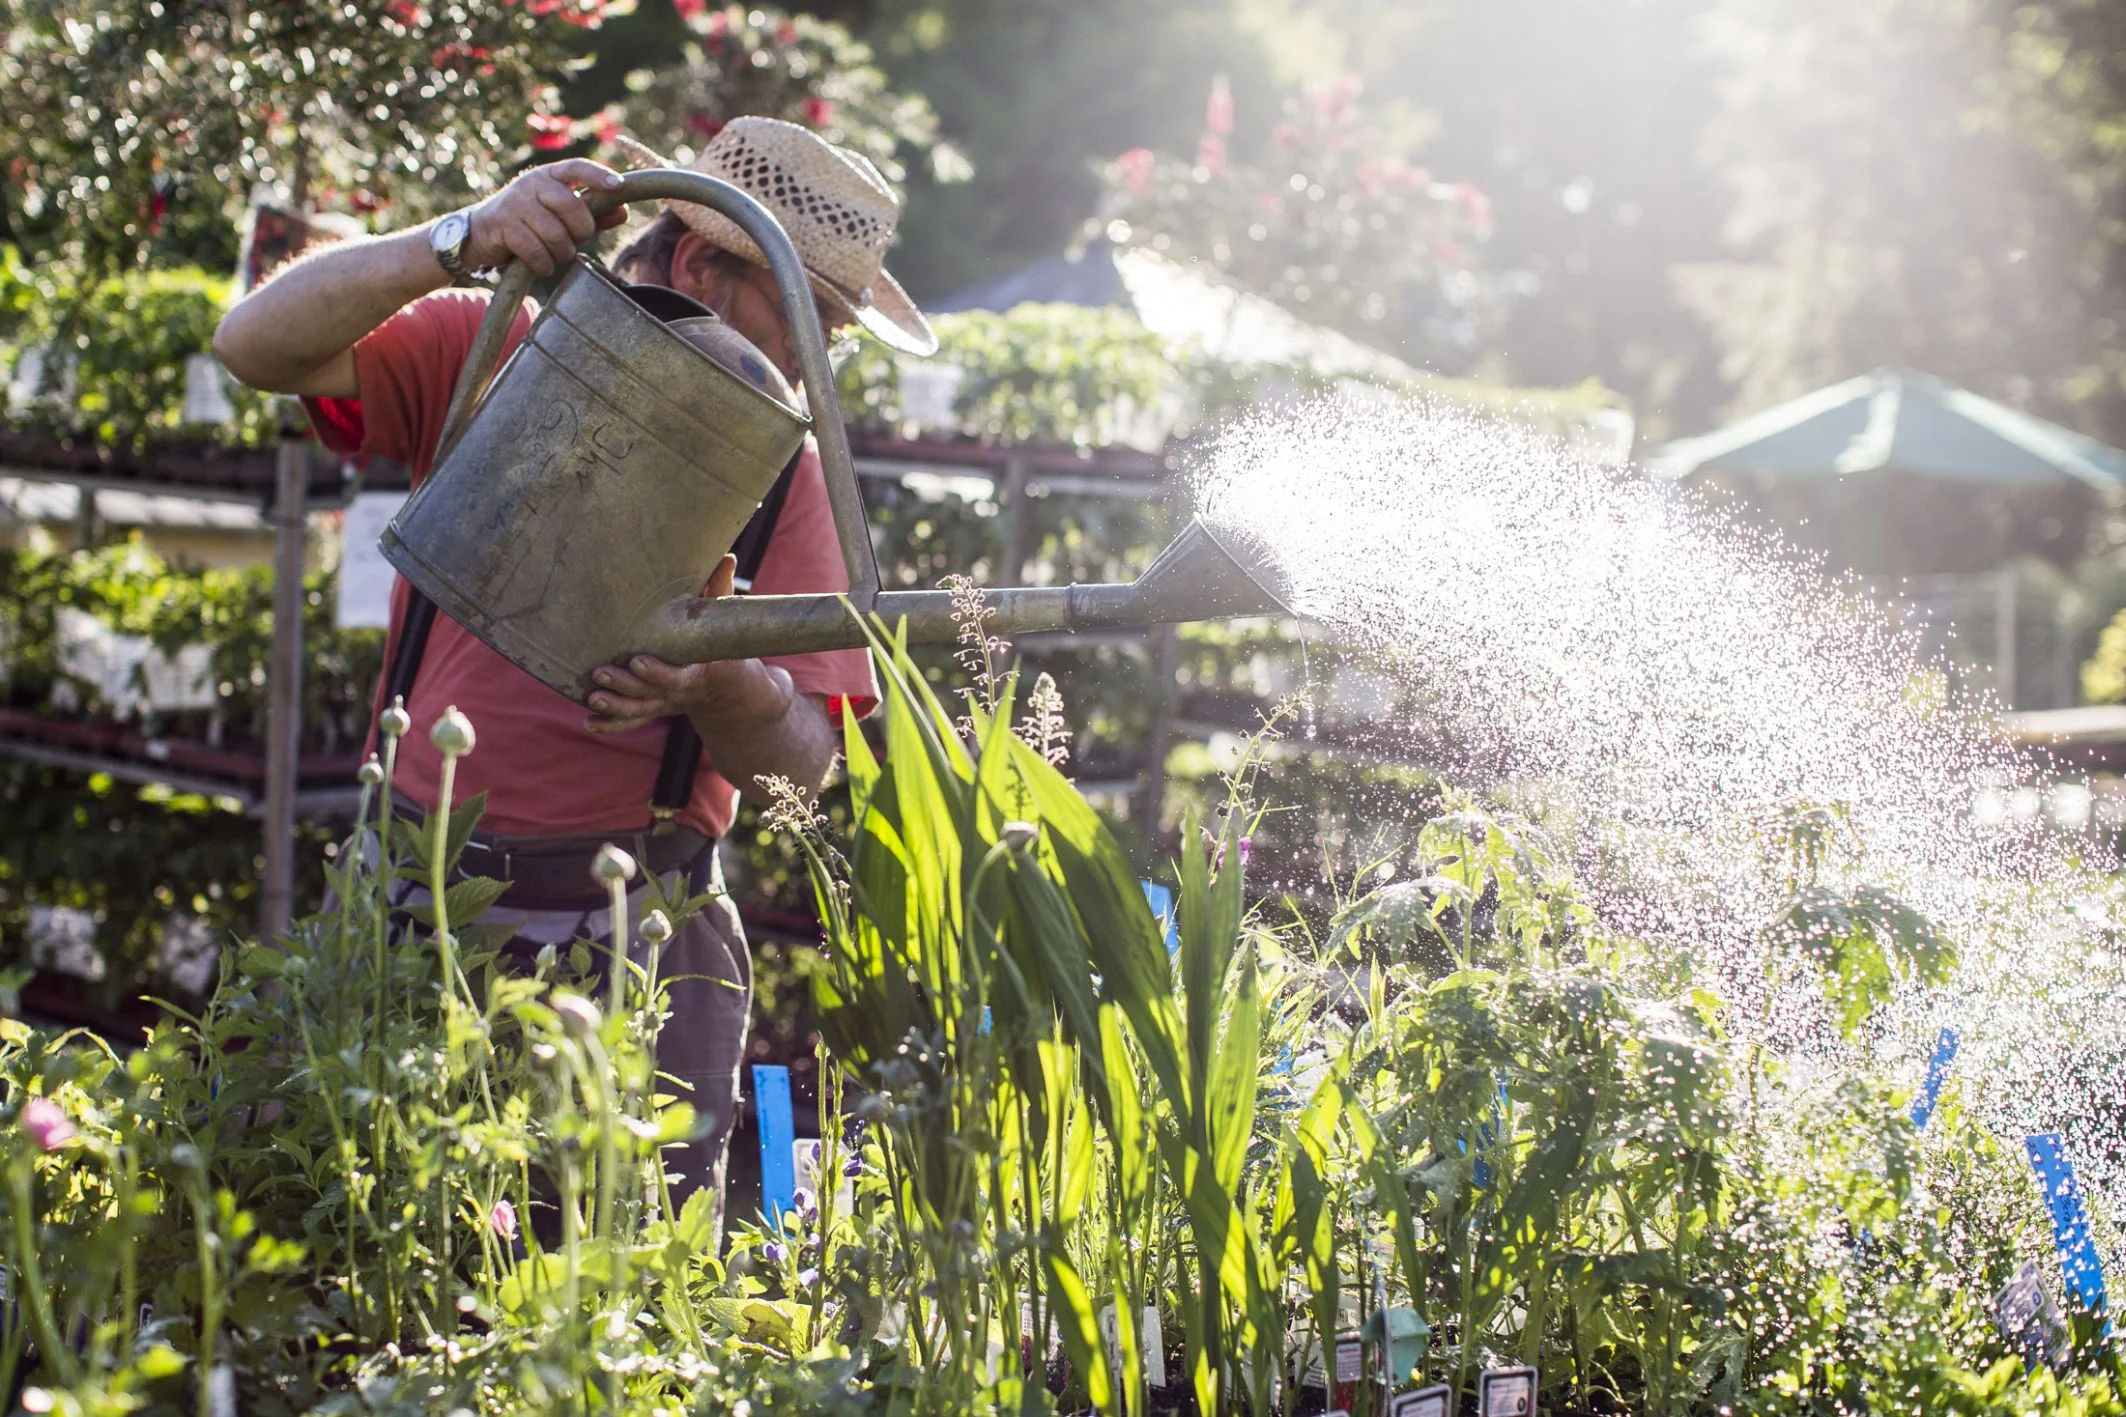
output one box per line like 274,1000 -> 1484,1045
1391,1384 -> 1453,1417
1334,1331 -> 1364,1382
1098,1302 -> 1166,1388
335,490 -> 409,630
1478,1365 -> 1537,1417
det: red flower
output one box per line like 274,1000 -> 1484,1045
802,96 -> 834,128
674,0 -> 706,17
684,111 -> 725,139
776,18 -> 798,44
385,0 -> 423,24
594,109 -> 623,145
706,8 -> 727,36
528,111 -> 575,151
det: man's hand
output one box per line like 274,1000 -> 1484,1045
463,158 -> 630,277
585,555 -> 789,733
213,157 -> 632,398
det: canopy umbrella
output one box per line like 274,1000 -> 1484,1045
1646,367 -> 2126,576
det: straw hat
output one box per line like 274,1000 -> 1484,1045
613,118 -> 936,356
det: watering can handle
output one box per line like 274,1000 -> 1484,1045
430,168 -> 880,605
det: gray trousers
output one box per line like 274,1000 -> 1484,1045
377,846 -> 752,1221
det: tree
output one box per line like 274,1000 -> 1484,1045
599,3 -> 961,186
1101,74 -> 1495,367
0,0 -> 628,280
1679,0 -> 2126,443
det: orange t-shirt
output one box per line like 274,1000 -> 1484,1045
307,288 -> 878,840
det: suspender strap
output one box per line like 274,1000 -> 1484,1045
648,447 -> 803,815
382,590 -> 439,715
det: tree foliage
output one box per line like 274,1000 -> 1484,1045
0,0 -> 628,280
1679,0 -> 2126,442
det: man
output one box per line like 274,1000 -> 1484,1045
214,117 -> 937,1213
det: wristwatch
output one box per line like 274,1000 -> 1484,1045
429,209 -> 478,281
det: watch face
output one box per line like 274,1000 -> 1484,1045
431,212 -> 469,255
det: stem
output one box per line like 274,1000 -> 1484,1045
191,1178 -> 222,1417
9,1162 -> 80,1388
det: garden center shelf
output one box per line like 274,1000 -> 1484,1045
0,708 -> 362,817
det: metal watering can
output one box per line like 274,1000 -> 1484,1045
381,168 -> 1293,705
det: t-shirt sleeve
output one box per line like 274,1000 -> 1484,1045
300,289 -> 531,482
751,440 -> 880,722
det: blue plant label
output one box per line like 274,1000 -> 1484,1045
1908,1026 -> 1959,1130
2024,1133 -> 2109,1315
753,1064 -> 797,1226
1391,1385 -> 1453,1417
1141,880 -> 1179,955
1479,1365 -> 1537,1417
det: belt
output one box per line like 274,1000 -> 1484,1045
391,805 -> 716,908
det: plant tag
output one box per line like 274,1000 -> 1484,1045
752,1064 -> 796,1226
1019,1296 -> 1059,1357
1334,1331 -> 1364,1382
1391,1386 -> 1453,1417
1478,1364 -> 1537,1416
1098,1303 -> 1167,1388
1908,1026 -> 1959,1129
1994,1259 -> 2066,1368
791,1137 -> 852,1211
2025,1133 -> 2110,1315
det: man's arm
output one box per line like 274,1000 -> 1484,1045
213,159 -> 627,398
583,555 -> 841,803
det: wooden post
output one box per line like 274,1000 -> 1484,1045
1137,623 -> 1179,835
260,427 -> 307,938
1996,562 -> 2018,708
996,456 -> 1034,583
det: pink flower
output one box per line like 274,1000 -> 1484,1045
674,0 -> 706,15
488,1199 -> 518,1242
1195,132 -> 1226,178
20,1098 -> 75,1151
1116,147 -> 1155,198
802,96 -> 835,128
1205,75 -> 1234,138
1238,836 -> 1252,867
1270,121 -> 1297,150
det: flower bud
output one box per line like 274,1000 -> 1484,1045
488,1198 -> 518,1242
591,843 -> 637,885
640,909 -> 673,947
430,706 -> 476,758
357,757 -> 384,787
551,992 -> 602,1039
19,1097 -> 75,1151
379,699 -> 412,739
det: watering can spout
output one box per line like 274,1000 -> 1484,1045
637,514 -> 1295,666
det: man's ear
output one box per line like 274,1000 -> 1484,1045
668,230 -> 728,310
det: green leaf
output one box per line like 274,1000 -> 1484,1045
1043,1241 -> 1114,1414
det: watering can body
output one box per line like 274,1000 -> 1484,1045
379,257 -> 809,704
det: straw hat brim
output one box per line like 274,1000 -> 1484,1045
611,134 -> 938,357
